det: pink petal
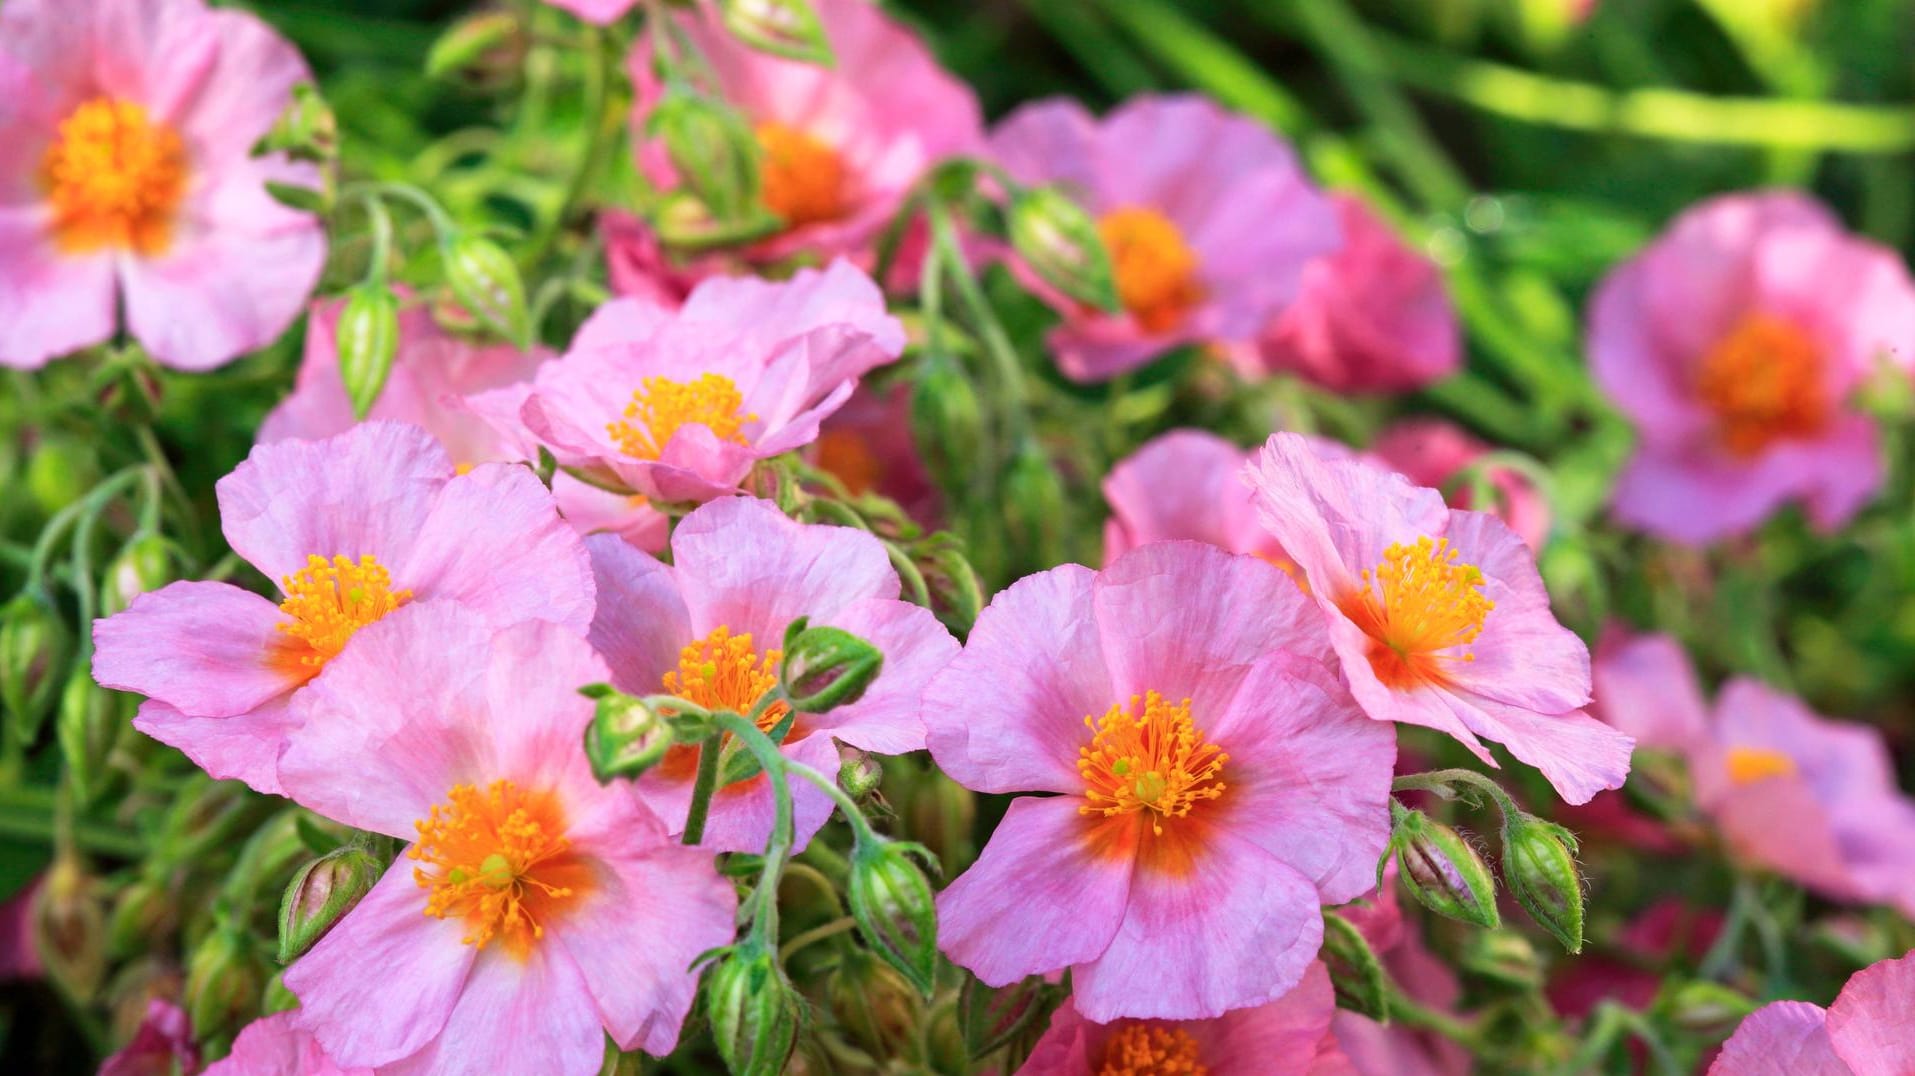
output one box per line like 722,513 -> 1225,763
584,534 -> 692,695
1436,695 -> 1632,806
1435,510 -> 1590,716
206,1013 -> 369,1076
1591,629 -> 1710,752
1710,1001 -> 1847,1076
92,580 -> 297,717
133,696 -> 297,796
378,946 -> 603,1076
1826,950 -> 1915,1073
0,208 -> 116,369
669,497 -> 900,639
1102,429 -> 1271,561
637,728 -> 842,854
1203,962 -> 1341,1071
479,619 -> 614,810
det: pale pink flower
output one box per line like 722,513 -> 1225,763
1019,963 -> 1350,1075
0,0 -> 325,370
585,497 -> 957,853
1710,950 -> 1915,1075
92,422 -> 594,795
1370,419 -> 1549,551
928,542 -> 1395,1021
1590,192 -> 1915,544
989,94 -> 1337,381
1246,432 -> 1631,804
1102,430 -> 1290,566
276,604 -> 734,1075
206,1013 -> 368,1076
1232,195 -> 1460,393
490,260 -> 905,504
99,999 -> 198,1076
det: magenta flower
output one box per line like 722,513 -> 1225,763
98,1000 -> 198,1076
989,94 -> 1337,381
0,0 -> 326,370
1590,192 -> 1915,544
1018,963 -> 1349,1075
1371,419 -> 1550,551
627,0 -> 982,267
585,497 -> 957,853
1710,950 -> 1915,1075
205,1013 -> 366,1076
492,260 -> 904,504
1232,195 -> 1460,393
1245,432 -> 1632,804
927,542 -> 1395,1021
274,605 -> 734,1075
92,422 -> 594,795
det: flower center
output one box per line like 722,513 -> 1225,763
1078,692 -> 1227,836
1097,206 -> 1203,334
663,626 -> 790,731
1096,1022 -> 1208,1076
274,555 -> 411,677
1338,536 -> 1494,690
1695,314 -> 1830,458
1726,746 -> 1797,786
41,98 -> 189,256
410,781 -> 586,959
606,373 -> 756,461
756,122 -> 846,228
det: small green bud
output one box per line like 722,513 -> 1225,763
101,535 -> 176,617
1501,812 -> 1584,953
1391,807 -> 1500,929
254,82 -> 338,164
719,0 -> 835,66
1320,911 -> 1388,1021
336,283 -> 401,420
426,12 -> 522,79
1660,979 -> 1757,1035
57,667 -> 119,805
34,854 -> 105,999
650,88 -> 762,224
443,234 -> 531,348
1003,441 -> 1069,571
779,620 -> 883,714
106,871 -> 175,961
838,751 -> 883,800
1459,929 -> 1543,992
25,435 -> 100,516
705,939 -> 803,1076
184,924 -> 265,1039
847,840 -> 940,996
581,685 -> 671,783
1006,185 -> 1120,312
909,352 -> 984,496
277,845 -> 383,963
1,592 -> 70,738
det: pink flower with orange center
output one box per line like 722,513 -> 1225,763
0,0 -> 326,370
1710,949 -> 1915,1075
927,542 -> 1394,1021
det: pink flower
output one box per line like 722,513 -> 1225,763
927,541 -> 1395,1021
1589,192 -> 1915,544
206,1013 -> 368,1076
627,0 -> 982,267
0,0 -> 325,370
1245,432 -> 1633,805
0,876 -> 41,981
544,0 -> 637,24
99,1000 -> 198,1076
1710,949 -> 1915,1075
492,259 -> 905,504
276,604 -> 735,1075
989,94 -> 1337,382
1370,419 -> 1550,551
1102,430 -> 1287,565
1232,195 -> 1460,393
92,422 -> 594,795
1019,963 -> 1350,1075
585,497 -> 957,853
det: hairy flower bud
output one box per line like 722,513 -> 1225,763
1500,812 -> 1584,953
1460,929 -> 1543,992
1007,185 -> 1120,313
705,940 -> 802,1076
337,282 -> 401,420
580,684 -> 671,783
35,855 -> 104,999
847,840 -> 940,996
838,751 -> 884,800
277,845 -> 383,963
1,591 -> 69,738
780,619 -> 883,714
719,0 -> 835,66
107,871 -> 175,961
827,951 -> 921,1061
914,534 -> 985,638
255,82 -> 338,163
1391,807 -> 1500,929
184,924 -> 265,1039
1320,911 -> 1388,1021
443,233 -> 531,348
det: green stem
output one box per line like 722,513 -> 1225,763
680,732 -> 723,846
712,713 -> 796,936
522,24 -> 617,275
929,201 -> 1030,440
778,915 -> 857,962
1392,768 -> 1522,821
0,787 -> 143,858
1386,985 -> 1480,1048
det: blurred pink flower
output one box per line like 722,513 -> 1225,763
0,877 -> 42,981
99,999 -> 198,1076
1710,949 -> 1915,1075
0,0 -> 325,370
92,423 -> 594,794
1246,432 -> 1632,805
488,260 -> 904,504
1231,195 -> 1459,393
584,497 -> 956,853
277,605 -> 735,1075
1102,430 -> 1287,565
927,542 -> 1395,1021
1590,192 -> 1915,544
1547,899 -> 1721,1020
625,0 -> 982,267
544,0 -> 637,23
989,94 -> 1337,382
1370,419 -> 1549,551
807,382 -> 942,528
1018,963 -> 1350,1075
206,1012 -> 368,1075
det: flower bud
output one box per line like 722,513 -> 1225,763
847,840 -> 939,996
838,751 -> 883,800
277,845 -> 383,963
779,620 -> 883,714
909,352 -> 984,497
255,82 -> 338,163
649,88 -> 762,224
958,972 -> 1060,1060
34,854 -> 104,999
705,940 -> 803,1076
1660,980 -> 1757,1035
719,0 -> 835,66
101,535 -> 177,617
914,534 -> 985,638
1500,812 -> 1584,953
1320,911 -> 1387,1021
1,591 -> 69,738
1007,185 -> 1120,313
826,950 -> 921,1061
57,667 -> 120,806
580,685 -> 671,783
184,924 -> 265,1039
336,282 -> 401,420
24,434 -> 101,517
1459,929 -> 1543,992
107,871 -> 176,960
425,11 -> 523,81
1391,808 -> 1500,929
443,233 -> 531,348
1003,441 -> 1069,571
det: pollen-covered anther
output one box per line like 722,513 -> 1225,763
1078,692 -> 1227,835
607,373 -> 756,460
1696,313 -> 1830,457
41,97 -> 189,255
1096,1021 -> 1208,1076
756,122 -> 847,227
1726,746 -> 1797,786
1097,206 -> 1204,334
275,554 -> 411,670
411,781 -> 580,957
663,626 -> 790,731
1341,535 -> 1494,689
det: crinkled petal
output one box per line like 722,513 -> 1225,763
379,946 -> 603,1076
670,497 -> 899,638
1710,1002 -> 1848,1076
584,534 -> 692,695
1826,950 -> 1915,1073
92,581 -> 299,717
400,462 -> 596,634
133,696 -> 298,796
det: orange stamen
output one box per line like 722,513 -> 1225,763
1096,1022 -> 1208,1076
1078,692 -> 1227,836
1338,536 -> 1494,690
1097,206 -> 1203,334
1726,746 -> 1797,786
410,781 -> 588,959
606,373 -> 755,460
1695,314 -> 1830,458
756,122 -> 847,228
274,555 -> 410,677
41,98 -> 189,256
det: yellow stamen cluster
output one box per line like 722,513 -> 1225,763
1342,536 -> 1493,689
756,122 -> 847,227
411,781 -> 578,957
1078,692 -> 1227,835
1695,314 -> 1830,458
1096,1022 -> 1209,1076
606,373 -> 756,460
275,555 -> 411,671
41,98 -> 189,256
663,626 -> 790,731
1726,746 -> 1797,786
1097,206 -> 1204,334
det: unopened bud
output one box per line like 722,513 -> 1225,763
277,846 -> 383,963
337,283 -> 401,420
107,871 -> 175,960
909,352 -> 984,496
780,619 -> 883,714
650,89 -> 761,223
1391,807 -> 1500,929
34,855 -> 105,999
57,667 -> 119,806
425,11 -> 523,80
25,434 -> 101,516
838,752 -> 883,800
1460,929 -> 1543,991
958,973 -> 1060,1060
719,0 -> 835,66
915,534 -> 985,639
705,939 -> 802,1076
2,592 -> 70,738
184,924 -> 265,1039
847,840 -> 939,996
581,685 -> 672,783
101,535 -> 177,617
443,234 -> 531,348
1501,813 -> 1584,953
1661,979 -> 1757,1035
1003,441 -> 1069,571
255,83 -> 338,164
1007,185 -> 1120,312
1320,911 -> 1387,1021
827,951 -> 921,1061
